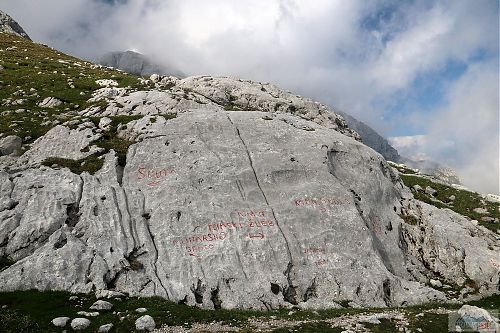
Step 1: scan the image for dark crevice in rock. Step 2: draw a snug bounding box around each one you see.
[126,247,145,271]
[303,278,317,302]
[283,262,299,305]
[116,164,124,186]
[225,113,293,265]
[382,279,392,307]
[53,233,67,249]
[210,284,222,309]
[65,203,80,227]
[270,282,281,295]
[191,279,205,304]
[177,295,188,305]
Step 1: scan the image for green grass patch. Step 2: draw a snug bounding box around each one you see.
[400,174,499,232]
[42,156,104,175]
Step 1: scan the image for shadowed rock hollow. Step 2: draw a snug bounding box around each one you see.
[0,53,498,310]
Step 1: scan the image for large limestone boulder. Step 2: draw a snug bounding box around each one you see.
[0,76,498,311]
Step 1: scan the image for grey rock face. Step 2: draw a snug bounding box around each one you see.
[97,50,184,78]
[135,315,155,331]
[0,11,31,40]
[0,135,22,156]
[51,316,70,327]
[70,318,91,331]
[0,75,497,310]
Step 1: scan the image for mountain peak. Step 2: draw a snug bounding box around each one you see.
[0,10,30,40]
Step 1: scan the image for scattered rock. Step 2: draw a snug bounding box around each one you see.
[413,185,422,192]
[90,300,113,311]
[425,186,437,196]
[0,135,21,155]
[136,307,148,313]
[96,79,118,87]
[77,311,99,317]
[70,318,91,331]
[98,117,113,131]
[448,195,456,201]
[95,289,126,299]
[51,317,70,327]
[69,296,79,301]
[481,216,494,223]
[473,207,488,215]
[135,315,156,331]
[98,323,114,332]
[38,97,62,108]
[430,279,442,288]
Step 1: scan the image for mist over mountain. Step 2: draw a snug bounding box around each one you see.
[97,50,185,78]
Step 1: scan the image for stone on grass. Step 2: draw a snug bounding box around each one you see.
[70,318,91,331]
[51,316,70,327]
[136,307,147,313]
[98,323,114,332]
[38,97,62,108]
[135,315,155,331]
[90,300,113,311]
[425,186,437,196]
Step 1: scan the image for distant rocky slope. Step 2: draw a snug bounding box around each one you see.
[97,50,185,78]
[0,31,498,311]
[337,111,401,163]
[0,10,30,40]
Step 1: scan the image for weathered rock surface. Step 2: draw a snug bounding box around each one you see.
[0,74,498,311]
[0,11,31,40]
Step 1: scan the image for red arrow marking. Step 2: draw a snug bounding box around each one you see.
[248,232,264,240]
[188,253,201,258]
[147,181,161,187]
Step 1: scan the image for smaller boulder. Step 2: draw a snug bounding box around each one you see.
[0,135,22,156]
[473,207,488,215]
[98,323,114,332]
[413,185,422,192]
[135,315,156,331]
[136,307,147,313]
[448,195,456,201]
[95,289,126,299]
[90,300,113,311]
[70,318,91,331]
[51,316,70,327]
[429,279,442,288]
[98,117,113,131]
[38,97,62,108]
[425,186,437,196]
[77,311,99,317]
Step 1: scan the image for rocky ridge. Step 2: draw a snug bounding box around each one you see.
[0,31,498,312]
[0,10,30,40]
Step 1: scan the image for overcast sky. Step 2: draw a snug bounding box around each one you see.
[1,0,498,193]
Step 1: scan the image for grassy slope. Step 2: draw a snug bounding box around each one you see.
[399,174,499,232]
